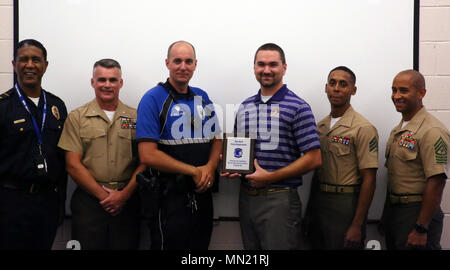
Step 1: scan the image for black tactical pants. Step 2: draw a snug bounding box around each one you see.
[142,175,213,250]
[0,185,59,250]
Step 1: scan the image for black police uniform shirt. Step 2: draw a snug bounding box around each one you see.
[0,87,67,184]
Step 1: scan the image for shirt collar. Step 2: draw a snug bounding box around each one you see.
[14,83,44,108]
[321,105,355,133]
[334,105,354,127]
[254,84,288,103]
[86,99,132,120]
[396,106,427,134]
[160,78,195,101]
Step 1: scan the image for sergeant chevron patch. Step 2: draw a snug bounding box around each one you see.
[434,137,448,164]
[369,137,378,152]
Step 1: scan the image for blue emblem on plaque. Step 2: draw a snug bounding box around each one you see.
[234,148,243,158]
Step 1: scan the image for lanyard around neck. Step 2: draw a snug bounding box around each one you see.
[14,83,47,145]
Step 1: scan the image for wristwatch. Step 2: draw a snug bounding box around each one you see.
[414,223,428,234]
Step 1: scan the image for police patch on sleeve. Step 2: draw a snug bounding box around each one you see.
[434,137,448,164]
[369,136,378,152]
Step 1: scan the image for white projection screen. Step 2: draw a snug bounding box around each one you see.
[17,0,418,219]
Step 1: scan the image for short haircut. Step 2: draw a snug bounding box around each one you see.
[167,41,196,59]
[93,58,122,70]
[254,43,286,64]
[328,66,356,85]
[397,69,425,90]
[15,39,47,61]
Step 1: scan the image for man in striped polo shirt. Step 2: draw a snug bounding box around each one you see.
[223,43,322,250]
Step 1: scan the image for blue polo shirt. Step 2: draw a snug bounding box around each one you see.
[235,84,320,187]
[137,81,220,166]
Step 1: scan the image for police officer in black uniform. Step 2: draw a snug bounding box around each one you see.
[0,39,67,250]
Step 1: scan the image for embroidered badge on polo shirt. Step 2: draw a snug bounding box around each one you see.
[270,106,280,118]
[121,118,136,129]
[171,105,184,117]
[331,136,351,145]
[434,137,447,164]
[399,133,416,150]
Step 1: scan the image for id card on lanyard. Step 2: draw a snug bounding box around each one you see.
[15,83,48,175]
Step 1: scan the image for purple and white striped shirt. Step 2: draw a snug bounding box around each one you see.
[235,84,320,187]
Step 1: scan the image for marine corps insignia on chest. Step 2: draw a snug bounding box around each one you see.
[331,136,351,145]
[399,133,417,150]
[121,118,136,129]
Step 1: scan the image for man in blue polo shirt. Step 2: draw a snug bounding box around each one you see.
[222,43,322,250]
[136,41,222,250]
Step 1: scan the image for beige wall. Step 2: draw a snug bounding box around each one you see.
[0,0,449,248]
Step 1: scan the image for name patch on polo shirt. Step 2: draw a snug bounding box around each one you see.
[331,136,351,145]
[121,118,136,129]
[399,133,416,150]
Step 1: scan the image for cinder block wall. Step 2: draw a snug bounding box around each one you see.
[420,0,450,249]
[0,0,449,249]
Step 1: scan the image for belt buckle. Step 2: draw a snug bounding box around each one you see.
[110,181,119,190]
[325,184,335,193]
[389,195,398,204]
[390,194,410,204]
[399,196,409,204]
[248,187,258,196]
